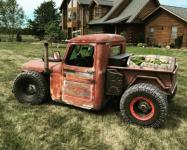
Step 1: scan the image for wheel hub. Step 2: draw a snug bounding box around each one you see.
[26,84,36,95]
[138,101,151,113]
[130,96,155,121]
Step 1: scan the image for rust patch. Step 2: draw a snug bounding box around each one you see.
[21,59,59,73]
[105,69,124,96]
[63,80,92,99]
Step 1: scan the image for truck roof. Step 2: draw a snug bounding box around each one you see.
[69,34,125,44]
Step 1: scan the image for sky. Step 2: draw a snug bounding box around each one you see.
[17,0,187,20]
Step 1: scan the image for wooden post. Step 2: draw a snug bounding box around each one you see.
[81,7,84,35]
[115,25,118,34]
[44,42,49,72]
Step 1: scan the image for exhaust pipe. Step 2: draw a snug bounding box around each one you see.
[44,42,49,73]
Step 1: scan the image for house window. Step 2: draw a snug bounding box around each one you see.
[171,26,178,39]
[150,27,154,33]
[94,6,101,18]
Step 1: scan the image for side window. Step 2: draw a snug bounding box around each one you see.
[171,26,178,39]
[110,45,122,57]
[66,45,94,67]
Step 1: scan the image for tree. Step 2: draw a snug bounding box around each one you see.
[28,0,59,40]
[0,0,25,41]
[45,21,65,45]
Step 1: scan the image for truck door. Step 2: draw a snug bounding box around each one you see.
[62,44,95,109]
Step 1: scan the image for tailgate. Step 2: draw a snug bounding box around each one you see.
[171,65,178,94]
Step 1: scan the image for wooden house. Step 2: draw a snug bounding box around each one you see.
[60,0,187,48]
[144,5,187,48]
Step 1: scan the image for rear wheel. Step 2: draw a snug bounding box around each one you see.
[120,83,168,128]
[13,71,49,104]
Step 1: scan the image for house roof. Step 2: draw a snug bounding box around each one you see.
[89,0,159,25]
[106,0,151,23]
[77,0,92,5]
[60,0,92,10]
[60,0,113,9]
[93,0,114,6]
[143,5,187,23]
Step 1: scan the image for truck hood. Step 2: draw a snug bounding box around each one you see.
[22,59,60,73]
[127,55,176,72]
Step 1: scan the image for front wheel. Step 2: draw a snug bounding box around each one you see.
[13,71,49,104]
[120,83,168,128]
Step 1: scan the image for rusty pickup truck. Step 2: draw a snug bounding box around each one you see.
[13,34,177,128]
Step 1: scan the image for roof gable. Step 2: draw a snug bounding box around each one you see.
[161,5,187,22]
[107,0,150,23]
[143,5,187,23]
[89,0,125,25]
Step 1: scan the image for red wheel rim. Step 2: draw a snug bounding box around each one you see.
[130,96,155,121]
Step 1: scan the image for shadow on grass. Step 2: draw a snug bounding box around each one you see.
[8,92,187,130]
[43,96,120,115]
[43,96,187,130]
[165,99,187,129]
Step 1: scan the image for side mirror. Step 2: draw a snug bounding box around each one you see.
[48,51,62,62]
[53,51,61,60]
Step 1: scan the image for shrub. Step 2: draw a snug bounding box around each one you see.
[45,21,65,43]
[137,43,147,47]
[137,43,143,47]
[137,33,145,43]
[175,36,183,49]
[143,43,148,47]
[170,43,175,49]
[127,43,136,46]
[120,31,127,38]
[153,43,162,48]
[16,32,22,42]
[157,43,162,48]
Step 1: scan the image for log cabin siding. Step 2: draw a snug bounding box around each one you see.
[145,10,187,47]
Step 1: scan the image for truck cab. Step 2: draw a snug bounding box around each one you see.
[13,34,178,128]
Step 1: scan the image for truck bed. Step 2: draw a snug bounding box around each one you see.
[106,63,178,95]
[109,54,176,73]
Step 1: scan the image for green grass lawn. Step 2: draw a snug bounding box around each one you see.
[0,34,39,43]
[0,41,187,150]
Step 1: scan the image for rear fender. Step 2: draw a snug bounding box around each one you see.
[130,76,171,94]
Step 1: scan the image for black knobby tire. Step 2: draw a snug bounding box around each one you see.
[13,71,49,104]
[120,83,168,128]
